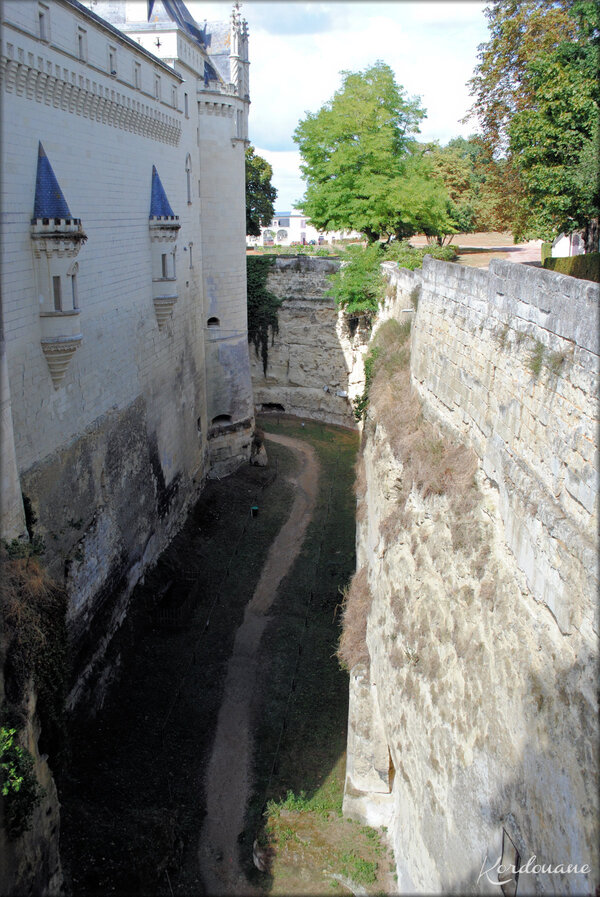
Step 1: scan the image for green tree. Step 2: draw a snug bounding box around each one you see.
[245,146,277,237]
[507,3,600,241]
[466,0,599,244]
[293,62,453,243]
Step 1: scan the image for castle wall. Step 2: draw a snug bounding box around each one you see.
[249,256,365,427]
[0,0,253,702]
[345,259,599,894]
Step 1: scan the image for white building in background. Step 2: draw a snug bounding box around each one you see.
[247,209,362,247]
[0,0,254,705]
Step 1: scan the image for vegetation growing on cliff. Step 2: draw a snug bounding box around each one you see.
[327,241,456,320]
[246,256,282,375]
[0,547,68,838]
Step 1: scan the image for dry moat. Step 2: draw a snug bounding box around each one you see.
[57,417,391,896]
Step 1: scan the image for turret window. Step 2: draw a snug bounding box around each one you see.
[71,273,78,309]
[161,253,168,278]
[52,275,62,311]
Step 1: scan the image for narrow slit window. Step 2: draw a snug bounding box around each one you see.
[38,7,48,41]
[184,92,189,117]
[109,47,116,75]
[185,154,192,205]
[134,62,141,89]
[53,276,62,311]
[78,29,86,61]
[71,273,78,309]
[188,242,193,268]
[161,254,168,278]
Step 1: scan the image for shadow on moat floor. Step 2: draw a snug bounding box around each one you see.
[57,417,359,897]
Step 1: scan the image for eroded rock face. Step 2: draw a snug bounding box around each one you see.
[345,260,599,895]
[250,256,368,427]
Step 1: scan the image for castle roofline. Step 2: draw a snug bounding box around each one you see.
[62,0,183,81]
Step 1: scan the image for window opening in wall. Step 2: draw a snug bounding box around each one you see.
[38,5,48,41]
[207,316,220,327]
[172,86,177,107]
[211,414,232,425]
[109,46,116,75]
[161,253,168,278]
[134,61,141,88]
[185,154,192,204]
[155,75,161,99]
[52,275,62,311]
[70,273,78,309]
[78,29,86,61]
[499,830,520,897]
[184,92,189,117]
[188,242,193,268]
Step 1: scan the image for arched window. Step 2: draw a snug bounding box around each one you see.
[207,316,220,327]
[276,229,288,242]
[185,154,192,205]
[211,414,232,425]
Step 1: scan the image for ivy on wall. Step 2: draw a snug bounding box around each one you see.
[247,256,282,376]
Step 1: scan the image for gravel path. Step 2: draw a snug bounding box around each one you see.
[198,433,320,896]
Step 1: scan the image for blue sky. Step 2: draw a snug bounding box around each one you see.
[188,1,490,210]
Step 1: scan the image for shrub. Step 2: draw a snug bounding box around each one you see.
[542,252,599,283]
[0,726,43,839]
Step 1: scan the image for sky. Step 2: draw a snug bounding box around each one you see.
[188,1,490,211]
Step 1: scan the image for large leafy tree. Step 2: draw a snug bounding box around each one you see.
[293,61,453,243]
[245,146,277,237]
[466,0,599,244]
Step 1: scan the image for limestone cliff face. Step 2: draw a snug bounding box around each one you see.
[344,259,599,895]
[250,256,367,427]
[0,682,63,897]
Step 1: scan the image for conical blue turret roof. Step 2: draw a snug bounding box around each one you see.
[150,165,176,218]
[33,142,72,220]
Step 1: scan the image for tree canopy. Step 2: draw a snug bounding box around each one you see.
[293,62,454,243]
[245,146,277,237]
[465,0,599,243]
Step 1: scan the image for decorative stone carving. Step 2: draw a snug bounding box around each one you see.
[40,335,83,388]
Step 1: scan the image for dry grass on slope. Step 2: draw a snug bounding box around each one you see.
[368,319,478,528]
[337,567,373,671]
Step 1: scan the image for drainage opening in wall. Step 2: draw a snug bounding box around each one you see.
[211,414,232,425]
[259,403,285,413]
[207,317,220,327]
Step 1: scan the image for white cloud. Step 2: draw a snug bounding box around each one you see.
[187,1,490,209]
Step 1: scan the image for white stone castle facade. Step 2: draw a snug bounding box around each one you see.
[0,0,254,703]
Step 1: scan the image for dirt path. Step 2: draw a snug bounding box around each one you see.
[198,432,320,895]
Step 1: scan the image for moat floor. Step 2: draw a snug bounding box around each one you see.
[58,417,366,896]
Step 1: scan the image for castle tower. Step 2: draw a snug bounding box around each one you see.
[30,143,86,388]
[149,165,180,330]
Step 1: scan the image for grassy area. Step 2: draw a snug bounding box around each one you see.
[241,417,392,895]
